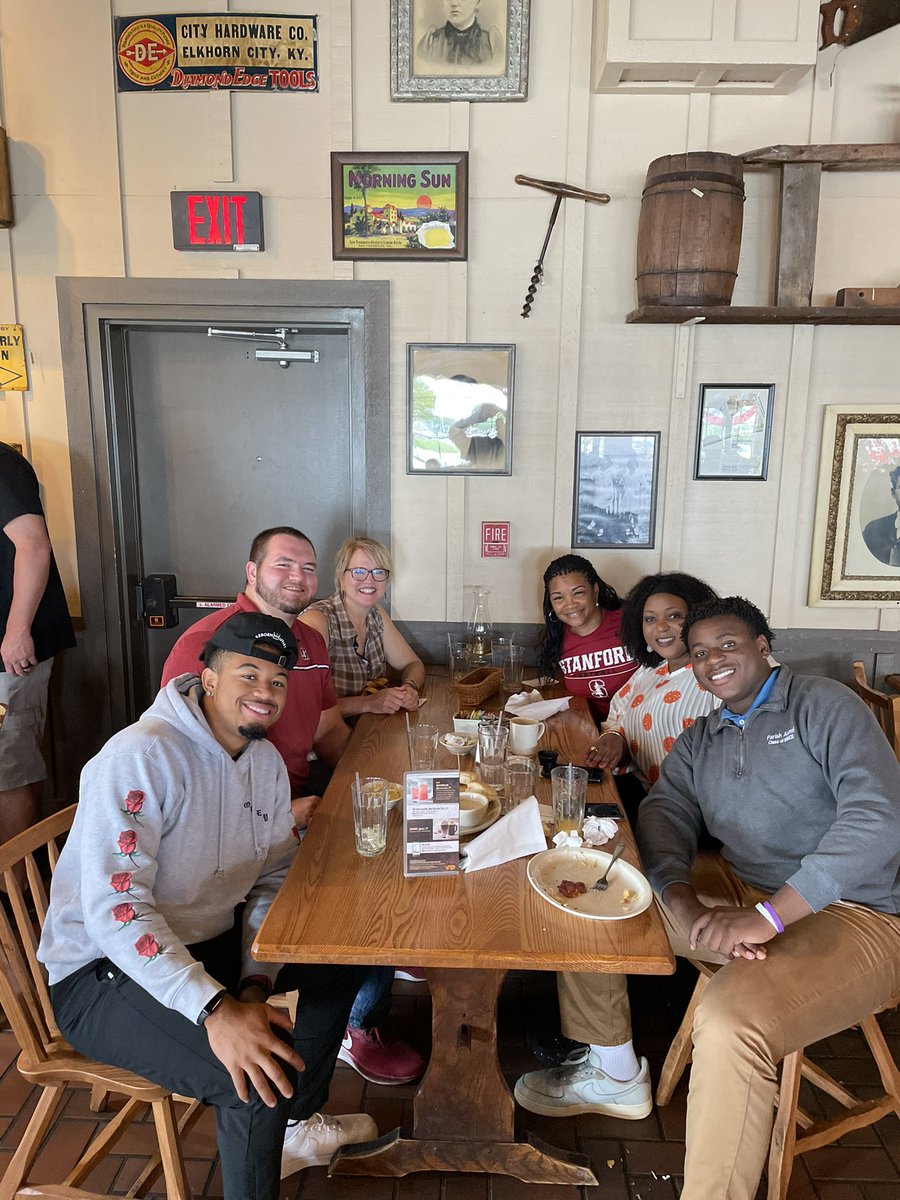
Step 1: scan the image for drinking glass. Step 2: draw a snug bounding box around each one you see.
[503,755,537,813]
[447,632,472,683]
[351,776,389,857]
[501,644,525,694]
[551,764,588,836]
[477,717,509,789]
[408,723,439,770]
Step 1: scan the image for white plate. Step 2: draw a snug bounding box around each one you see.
[440,733,476,756]
[459,795,501,838]
[526,847,652,921]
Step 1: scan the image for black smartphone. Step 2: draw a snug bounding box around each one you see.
[585,766,604,784]
[584,802,622,819]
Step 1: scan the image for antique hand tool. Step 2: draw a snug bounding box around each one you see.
[515,174,611,317]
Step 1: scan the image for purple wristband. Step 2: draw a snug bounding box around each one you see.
[756,900,784,934]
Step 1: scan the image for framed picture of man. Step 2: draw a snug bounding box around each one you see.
[572,432,660,549]
[391,0,531,101]
[808,406,900,605]
[407,343,515,475]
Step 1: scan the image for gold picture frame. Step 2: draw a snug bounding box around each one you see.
[808,405,900,605]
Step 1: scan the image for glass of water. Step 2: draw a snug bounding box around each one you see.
[477,716,509,789]
[408,723,439,770]
[351,776,389,857]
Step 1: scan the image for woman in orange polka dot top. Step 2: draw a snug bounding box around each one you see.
[585,572,720,789]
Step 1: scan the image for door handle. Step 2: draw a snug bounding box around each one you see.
[137,574,232,629]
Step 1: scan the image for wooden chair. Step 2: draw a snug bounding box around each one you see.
[851,661,900,759]
[0,807,202,1200]
[656,966,900,1200]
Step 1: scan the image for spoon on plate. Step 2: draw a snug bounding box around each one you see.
[591,843,625,891]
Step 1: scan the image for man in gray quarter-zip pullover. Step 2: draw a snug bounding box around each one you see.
[636,596,900,1200]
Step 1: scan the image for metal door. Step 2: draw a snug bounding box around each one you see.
[108,321,354,717]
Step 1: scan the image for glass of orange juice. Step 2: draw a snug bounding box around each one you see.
[551,765,588,837]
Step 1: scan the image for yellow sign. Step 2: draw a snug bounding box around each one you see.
[0,324,26,391]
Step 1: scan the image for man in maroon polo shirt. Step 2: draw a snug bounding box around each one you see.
[162,526,349,828]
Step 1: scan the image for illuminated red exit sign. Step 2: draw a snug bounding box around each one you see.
[170,191,264,252]
[482,522,509,558]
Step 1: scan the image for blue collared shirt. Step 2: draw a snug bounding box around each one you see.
[720,667,780,728]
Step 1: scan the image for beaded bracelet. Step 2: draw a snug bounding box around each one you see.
[754,900,784,934]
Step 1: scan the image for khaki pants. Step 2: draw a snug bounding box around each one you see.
[558,852,900,1200]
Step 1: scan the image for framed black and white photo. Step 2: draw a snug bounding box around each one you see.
[407,343,515,475]
[694,384,774,480]
[391,0,531,101]
[572,432,660,549]
[809,405,900,606]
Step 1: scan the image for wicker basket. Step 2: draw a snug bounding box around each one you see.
[455,666,502,708]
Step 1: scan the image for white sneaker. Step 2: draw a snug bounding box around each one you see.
[514,1057,652,1119]
[280,1111,378,1176]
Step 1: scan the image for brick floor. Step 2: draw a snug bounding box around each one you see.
[1,968,898,1198]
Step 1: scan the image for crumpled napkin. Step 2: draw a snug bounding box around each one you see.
[504,688,571,722]
[459,796,547,872]
[582,816,619,847]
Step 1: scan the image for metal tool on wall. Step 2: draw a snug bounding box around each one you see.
[515,174,610,317]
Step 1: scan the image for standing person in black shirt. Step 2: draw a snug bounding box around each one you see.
[0,442,75,844]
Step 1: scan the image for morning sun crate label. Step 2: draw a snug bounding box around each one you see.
[403,770,460,877]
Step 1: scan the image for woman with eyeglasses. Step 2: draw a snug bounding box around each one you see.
[300,536,425,717]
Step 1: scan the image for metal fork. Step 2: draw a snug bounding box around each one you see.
[591,843,625,891]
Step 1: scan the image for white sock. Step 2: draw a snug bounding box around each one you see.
[589,1040,640,1082]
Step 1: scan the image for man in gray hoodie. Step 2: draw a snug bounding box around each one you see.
[39,612,375,1200]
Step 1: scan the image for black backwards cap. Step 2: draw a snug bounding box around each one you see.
[200,611,298,670]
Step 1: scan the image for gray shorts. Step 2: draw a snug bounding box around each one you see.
[0,657,52,789]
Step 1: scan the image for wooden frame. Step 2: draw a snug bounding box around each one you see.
[808,405,900,606]
[694,384,774,480]
[391,0,531,101]
[572,431,660,549]
[330,152,468,260]
[407,343,515,475]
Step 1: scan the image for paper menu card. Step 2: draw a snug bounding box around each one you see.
[402,770,461,877]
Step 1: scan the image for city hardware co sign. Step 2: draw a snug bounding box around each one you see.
[115,14,318,92]
[170,191,264,252]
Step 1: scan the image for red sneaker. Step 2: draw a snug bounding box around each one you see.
[338,1026,425,1085]
[394,967,427,982]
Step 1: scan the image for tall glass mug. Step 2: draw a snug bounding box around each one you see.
[551,764,588,836]
[477,716,509,789]
[408,723,439,770]
[447,632,471,683]
[351,776,389,857]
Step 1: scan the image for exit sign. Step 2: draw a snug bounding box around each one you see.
[482,522,509,558]
[170,191,264,251]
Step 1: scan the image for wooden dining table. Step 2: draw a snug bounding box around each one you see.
[254,669,674,1185]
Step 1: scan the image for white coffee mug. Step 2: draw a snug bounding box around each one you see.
[509,716,546,755]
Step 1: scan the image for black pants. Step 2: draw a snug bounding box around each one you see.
[50,939,366,1200]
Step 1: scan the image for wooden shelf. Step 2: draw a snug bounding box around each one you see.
[626,306,900,326]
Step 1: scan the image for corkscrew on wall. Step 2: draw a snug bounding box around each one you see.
[515,175,611,317]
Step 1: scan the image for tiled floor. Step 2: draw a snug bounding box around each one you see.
[2,966,899,1199]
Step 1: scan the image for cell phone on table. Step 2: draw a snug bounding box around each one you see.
[585,766,604,784]
[584,801,622,820]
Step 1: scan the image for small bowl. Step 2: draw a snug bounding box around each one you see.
[385,783,403,809]
[441,732,476,756]
[459,790,489,829]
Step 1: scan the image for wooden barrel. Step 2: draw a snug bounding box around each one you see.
[636,152,744,306]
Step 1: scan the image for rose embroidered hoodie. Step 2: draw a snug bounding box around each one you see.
[39,674,296,1023]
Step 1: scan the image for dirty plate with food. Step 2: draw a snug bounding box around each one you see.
[459,795,502,838]
[526,847,652,921]
[385,783,404,810]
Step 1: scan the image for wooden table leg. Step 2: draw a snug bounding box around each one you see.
[330,967,598,1185]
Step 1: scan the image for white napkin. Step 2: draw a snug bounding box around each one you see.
[459,796,547,872]
[504,688,571,722]
[582,816,619,847]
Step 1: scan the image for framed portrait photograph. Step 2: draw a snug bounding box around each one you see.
[808,406,900,606]
[407,343,515,475]
[572,432,660,549]
[694,384,774,480]
[330,152,468,261]
[391,0,531,101]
